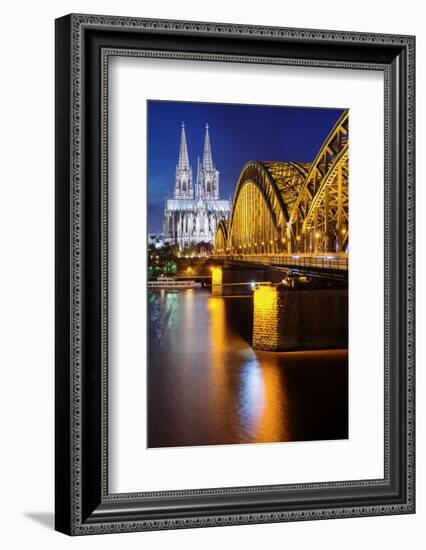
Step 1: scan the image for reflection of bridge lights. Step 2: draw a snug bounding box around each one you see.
[207,297,220,311]
[261,241,264,246]
[296,236,301,241]
[238,358,265,436]
[341,228,347,234]
[315,232,320,238]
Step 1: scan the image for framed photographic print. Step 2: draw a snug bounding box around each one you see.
[55,14,415,535]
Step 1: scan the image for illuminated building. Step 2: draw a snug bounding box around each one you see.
[163,123,231,249]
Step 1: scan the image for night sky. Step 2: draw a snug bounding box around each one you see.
[147,100,345,233]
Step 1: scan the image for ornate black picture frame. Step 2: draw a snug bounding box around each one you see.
[55,14,415,535]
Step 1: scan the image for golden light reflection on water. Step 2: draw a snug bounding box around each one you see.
[251,353,291,443]
[148,289,348,448]
[207,295,290,444]
[207,297,236,434]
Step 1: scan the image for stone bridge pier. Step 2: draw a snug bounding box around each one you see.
[252,285,348,351]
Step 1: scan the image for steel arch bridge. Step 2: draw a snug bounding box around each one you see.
[213,111,349,264]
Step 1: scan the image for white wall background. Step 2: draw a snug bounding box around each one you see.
[0,0,422,548]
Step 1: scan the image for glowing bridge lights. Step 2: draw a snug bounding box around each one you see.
[211,110,348,258]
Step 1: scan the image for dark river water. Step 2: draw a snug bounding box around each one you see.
[148,288,348,448]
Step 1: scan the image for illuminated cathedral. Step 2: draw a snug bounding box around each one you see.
[163,123,231,249]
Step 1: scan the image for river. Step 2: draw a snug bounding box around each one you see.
[148,288,348,448]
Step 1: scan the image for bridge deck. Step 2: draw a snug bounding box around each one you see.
[214,253,348,272]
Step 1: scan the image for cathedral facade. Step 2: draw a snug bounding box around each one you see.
[163,123,231,249]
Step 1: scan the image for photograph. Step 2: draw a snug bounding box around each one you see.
[50,8,415,539]
[147,100,349,449]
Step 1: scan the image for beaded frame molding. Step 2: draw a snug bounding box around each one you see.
[55,14,415,535]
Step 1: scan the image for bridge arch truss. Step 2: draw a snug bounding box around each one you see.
[214,110,349,257]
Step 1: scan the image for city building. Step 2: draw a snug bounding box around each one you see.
[163,123,231,249]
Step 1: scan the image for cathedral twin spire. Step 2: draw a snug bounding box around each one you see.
[174,123,219,200]
[177,122,190,171]
[202,123,214,172]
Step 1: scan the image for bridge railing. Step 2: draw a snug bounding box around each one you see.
[213,253,348,271]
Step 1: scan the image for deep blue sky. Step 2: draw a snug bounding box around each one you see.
[147,100,345,233]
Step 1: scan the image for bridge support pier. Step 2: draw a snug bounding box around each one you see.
[253,286,348,351]
[253,286,285,351]
[211,267,223,296]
